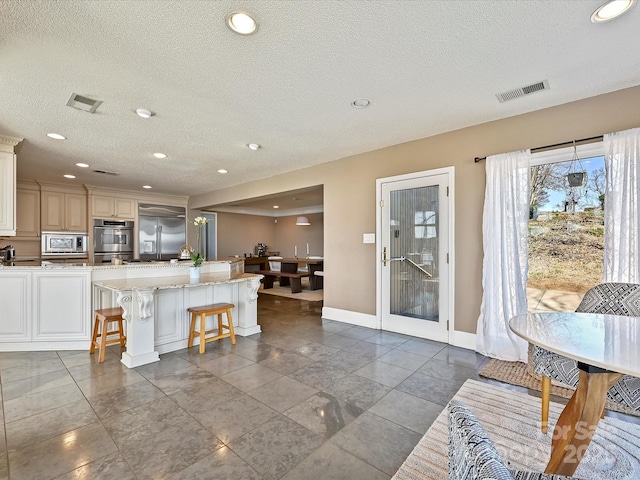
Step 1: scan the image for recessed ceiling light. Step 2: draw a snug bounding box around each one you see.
[47,133,66,140]
[218,169,228,174]
[63,174,76,179]
[226,12,258,35]
[142,185,152,189]
[591,0,635,22]
[75,162,89,168]
[153,153,167,159]
[351,99,371,109]
[247,143,261,150]
[273,205,279,209]
[136,108,154,118]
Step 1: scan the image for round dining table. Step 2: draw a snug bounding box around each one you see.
[510,311,640,476]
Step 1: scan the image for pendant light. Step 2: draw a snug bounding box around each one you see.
[296,216,311,226]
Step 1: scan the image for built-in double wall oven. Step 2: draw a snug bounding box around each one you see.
[93,219,134,263]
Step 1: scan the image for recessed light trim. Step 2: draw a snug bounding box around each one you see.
[351,99,371,109]
[47,133,66,140]
[591,0,635,22]
[153,152,167,159]
[75,162,89,168]
[63,174,76,179]
[273,205,279,209]
[218,169,228,174]
[142,185,152,189]
[247,143,261,150]
[136,108,154,118]
[226,11,258,35]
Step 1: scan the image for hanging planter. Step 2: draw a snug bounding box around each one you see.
[566,141,587,188]
[567,172,586,187]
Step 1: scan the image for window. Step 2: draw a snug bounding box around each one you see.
[528,142,605,312]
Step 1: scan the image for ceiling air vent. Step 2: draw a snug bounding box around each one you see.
[496,80,549,103]
[66,93,103,113]
[92,169,119,176]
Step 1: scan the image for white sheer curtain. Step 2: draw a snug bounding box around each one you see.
[604,127,640,283]
[476,150,531,362]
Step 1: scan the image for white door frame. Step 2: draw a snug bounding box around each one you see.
[376,166,455,343]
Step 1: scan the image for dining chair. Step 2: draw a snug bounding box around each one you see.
[531,282,640,432]
[267,256,282,272]
[448,400,570,480]
[298,256,323,273]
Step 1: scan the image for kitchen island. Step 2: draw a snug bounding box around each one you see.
[0,260,263,368]
[93,262,262,367]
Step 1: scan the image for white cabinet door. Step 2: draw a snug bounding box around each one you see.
[91,195,115,218]
[114,198,136,219]
[0,151,16,236]
[33,270,91,341]
[16,187,40,238]
[154,288,185,346]
[0,272,31,341]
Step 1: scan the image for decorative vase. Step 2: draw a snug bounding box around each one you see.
[189,266,201,282]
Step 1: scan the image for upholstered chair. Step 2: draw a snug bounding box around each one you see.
[531,283,640,432]
[448,400,570,480]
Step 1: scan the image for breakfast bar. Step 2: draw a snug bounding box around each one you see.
[93,262,263,367]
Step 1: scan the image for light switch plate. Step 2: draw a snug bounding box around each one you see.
[363,233,375,244]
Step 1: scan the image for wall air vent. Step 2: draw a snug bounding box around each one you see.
[496,80,550,103]
[92,169,119,176]
[66,93,103,113]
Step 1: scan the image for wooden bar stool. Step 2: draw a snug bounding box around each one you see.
[187,303,236,353]
[90,307,126,363]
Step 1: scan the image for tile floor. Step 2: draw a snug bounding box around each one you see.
[0,294,623,480]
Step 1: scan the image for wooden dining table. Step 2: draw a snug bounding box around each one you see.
[509,311,640,476]
[279,257,324,290]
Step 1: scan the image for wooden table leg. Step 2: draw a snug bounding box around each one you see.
[262,275,275,289]
[545,368,622,476]
[290,277,302,293]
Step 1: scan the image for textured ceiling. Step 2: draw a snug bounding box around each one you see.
[1,0,639,199]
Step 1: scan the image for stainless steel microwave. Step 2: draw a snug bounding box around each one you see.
[41,232,88,257]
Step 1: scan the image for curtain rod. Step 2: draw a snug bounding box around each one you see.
[473,135,604,163]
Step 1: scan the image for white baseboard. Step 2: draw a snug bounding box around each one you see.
[0,341,90,351]
[452,330,476,351]
[321,307,377,329]
[322,306,478,353]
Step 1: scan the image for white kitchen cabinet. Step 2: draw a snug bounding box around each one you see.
[41,190,88,232]
[0,267,91,346]
[0,151,16,236]
[91,195,135,219]
[16,184,40,238]
[0,271,31,341]
[32,269,91,341]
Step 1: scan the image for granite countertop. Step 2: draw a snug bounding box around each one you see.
[93,272,260,291]
[0,259,243,270]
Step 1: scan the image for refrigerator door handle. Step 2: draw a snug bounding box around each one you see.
[157,224,162,260]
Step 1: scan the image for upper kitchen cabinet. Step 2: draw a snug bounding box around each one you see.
[91,195,135,220]
[0,136,23,236]
[16,181,40,238]
[40,184,88,232]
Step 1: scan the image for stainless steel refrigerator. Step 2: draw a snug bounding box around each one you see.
[138,204,186,261]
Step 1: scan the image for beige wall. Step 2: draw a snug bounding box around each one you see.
[275,213,324,258]
[214,212,324,259]
[215,213,277,259]
[190,85,640,335]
